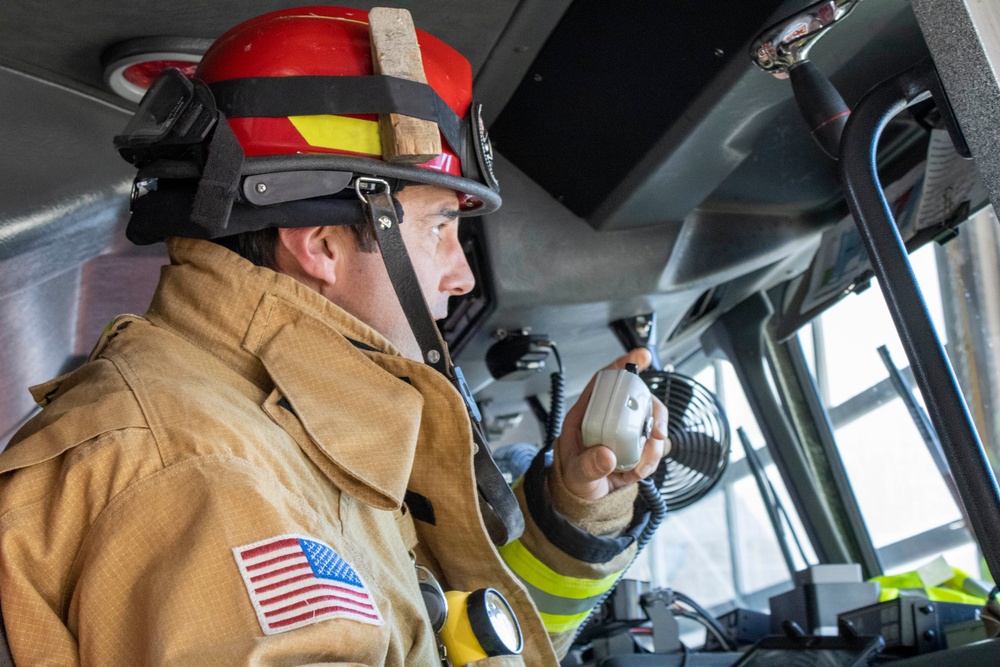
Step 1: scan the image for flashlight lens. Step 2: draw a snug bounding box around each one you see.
[485,590,521,652]
[466,588,523,656]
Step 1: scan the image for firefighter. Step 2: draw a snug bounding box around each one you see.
[0,7,667,665]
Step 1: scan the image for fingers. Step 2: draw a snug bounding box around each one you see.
[627,432,665,481]
[578,445,617,482]
[622,394,670,482]
[607,347,653,372]
[650,395,671,457]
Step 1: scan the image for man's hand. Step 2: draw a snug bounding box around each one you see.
[556,349,670,501]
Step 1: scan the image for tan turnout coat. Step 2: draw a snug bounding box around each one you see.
[0,239,634,665]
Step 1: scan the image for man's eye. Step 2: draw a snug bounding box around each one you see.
[432,224,444,238]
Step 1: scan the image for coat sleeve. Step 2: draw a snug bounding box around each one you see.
[499,448,645,657]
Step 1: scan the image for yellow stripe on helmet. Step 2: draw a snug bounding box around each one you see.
[288,114,382,156]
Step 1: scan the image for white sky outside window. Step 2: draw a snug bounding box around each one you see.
[632,492,737,610]
[730,474,795,593]
[633,232,981,618]
[713,361,816,570]
[834,399,961,547]
[888,540,981,578]
[818,245,947,407]
[807,242,971,566]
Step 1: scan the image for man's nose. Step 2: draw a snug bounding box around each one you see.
[442,238,475,296]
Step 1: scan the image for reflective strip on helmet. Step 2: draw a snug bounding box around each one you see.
[288,115,382,156]
[499,538,622,599]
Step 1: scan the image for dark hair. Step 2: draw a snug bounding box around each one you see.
[214,222,378,269]
[214,184,412,267]
[214,227,280,270]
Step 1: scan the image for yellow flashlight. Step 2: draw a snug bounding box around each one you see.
[440,588,523,666]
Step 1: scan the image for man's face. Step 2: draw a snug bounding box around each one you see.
[328,184,475,361]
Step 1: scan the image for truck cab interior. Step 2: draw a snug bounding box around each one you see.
[4,0,1000,665]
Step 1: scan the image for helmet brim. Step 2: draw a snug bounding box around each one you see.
[244,150,501,216]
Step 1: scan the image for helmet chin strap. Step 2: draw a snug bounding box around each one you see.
[356,177,525,547]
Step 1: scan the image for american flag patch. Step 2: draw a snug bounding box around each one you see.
[233,534,383,635]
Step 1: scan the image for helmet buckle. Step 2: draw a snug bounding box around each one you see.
[354,176,391,201]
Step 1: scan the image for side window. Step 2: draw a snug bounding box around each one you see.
[796,213,994,576]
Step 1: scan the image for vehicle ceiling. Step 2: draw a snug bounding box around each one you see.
[0,0,935,444]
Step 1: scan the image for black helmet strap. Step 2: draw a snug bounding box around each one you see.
[189,117,244,237]
[359,179,524,547]
[209,75,465,158]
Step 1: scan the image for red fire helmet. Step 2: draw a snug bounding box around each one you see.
[194,6,498,212]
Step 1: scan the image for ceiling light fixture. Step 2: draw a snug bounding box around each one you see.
[102,36,213,103]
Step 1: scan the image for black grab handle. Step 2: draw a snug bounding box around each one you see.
[839,59,1000,584]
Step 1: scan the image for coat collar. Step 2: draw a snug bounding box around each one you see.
[146,238,422,509]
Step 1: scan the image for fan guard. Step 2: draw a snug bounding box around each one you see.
[641,370,730,511]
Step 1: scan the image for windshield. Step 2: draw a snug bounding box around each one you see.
[796,216,992,578]
[621,206,999,645]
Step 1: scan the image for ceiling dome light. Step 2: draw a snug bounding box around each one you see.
[102,37,213,103]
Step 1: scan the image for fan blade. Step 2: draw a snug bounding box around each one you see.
[664,376,695,423]
[667,431,725,478]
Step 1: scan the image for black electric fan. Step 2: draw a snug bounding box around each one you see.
[641,370,730,510]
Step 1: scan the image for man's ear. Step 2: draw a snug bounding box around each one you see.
[275,226,345,293]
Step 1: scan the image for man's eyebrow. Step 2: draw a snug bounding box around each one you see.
[415,206,460,228]
[437,207,460,220]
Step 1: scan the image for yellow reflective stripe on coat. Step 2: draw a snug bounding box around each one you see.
[499,539,621,598]
[539,610,594,634]
[500,538,623,634]
[288,115,382,155]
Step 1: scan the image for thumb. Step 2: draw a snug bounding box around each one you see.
[563,446,618,500]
